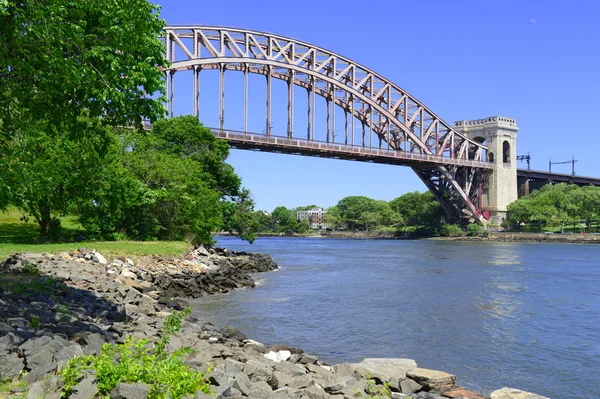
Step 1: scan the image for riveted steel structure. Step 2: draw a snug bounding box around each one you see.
[162,26,492,223]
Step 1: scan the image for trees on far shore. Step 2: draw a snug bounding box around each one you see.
[505,183,600,232]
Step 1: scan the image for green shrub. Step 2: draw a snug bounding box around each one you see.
[60,308,211,399]
[467,223,483,237]
[439,224,463,237]
[21,260,40,276]
[30,316,40,330]
[467,224,487,237]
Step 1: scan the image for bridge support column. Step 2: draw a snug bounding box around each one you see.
[454,117,519,227]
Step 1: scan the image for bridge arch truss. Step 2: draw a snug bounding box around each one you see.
[163,26,492,223]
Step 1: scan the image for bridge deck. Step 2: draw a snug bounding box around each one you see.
[517,169,600,186]
[211,129,492,169]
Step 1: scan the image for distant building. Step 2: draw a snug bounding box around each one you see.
[297,207,327,229]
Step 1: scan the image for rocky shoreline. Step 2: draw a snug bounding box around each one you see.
[0,247,549,399]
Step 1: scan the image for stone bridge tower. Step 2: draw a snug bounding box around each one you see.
[454,117,518,226]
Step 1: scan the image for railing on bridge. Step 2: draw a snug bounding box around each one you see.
[210,129,493,169]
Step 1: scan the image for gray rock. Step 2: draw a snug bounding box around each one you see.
[412,393,448,399]
[224,358,245,374]
[271,370,293,389]
[55,269,71,280]
[300,354,319,364]
[0,352,24,380]
[231,377,252,396]
[249,380,273,397]
[19,335,52,352]
[23,339,66,370]
[0,332,24,347]
[211,368,235,387]
[350,358,417,383]
[295,383,330,399]
[324,376,357,393]
[287,374,314,390]
[400,377,422,394]
[71,376,99,399]
[110,382,151,399]
[221,325,248,341]
[26,376,61,399]
[305,363,333,378]
[24,363,58,384]
[244,340,266,353]
[267,387,295,399]
[406,367,455,393]
[75,332,106,355]
[214,386,243,398]
[274,361,307,377]
[489,387,550,399]
[289,353,302,364]
[392,393,417,399]
[55,343,84,365]
[244,359,274,383]
[195,246,211,257]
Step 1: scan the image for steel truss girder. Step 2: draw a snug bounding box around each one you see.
[163,26,490,222]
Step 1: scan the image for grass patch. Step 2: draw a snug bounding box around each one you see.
[0,241,191,260]
[0,377,27,398]
[0,207,83,245]
[0,207,191,259]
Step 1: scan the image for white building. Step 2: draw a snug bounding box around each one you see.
[297,207,327,229]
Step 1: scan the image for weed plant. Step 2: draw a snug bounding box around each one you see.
[60,308,212,399]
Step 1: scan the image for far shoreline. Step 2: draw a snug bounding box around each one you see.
[215,230,600,244]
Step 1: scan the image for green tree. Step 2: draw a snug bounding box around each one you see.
[253,211,274,233]
[389,191,444,228]
[506,183,581,231]
[0,0,168,134]
[222,189,259,243]
[359,211,379,231]
[272,206,293,232]
[337,196,379,230]
[323,206,342,229]
[77,117,252,244]
[8,116,113,235]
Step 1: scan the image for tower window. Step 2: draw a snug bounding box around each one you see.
[503,141,510,163]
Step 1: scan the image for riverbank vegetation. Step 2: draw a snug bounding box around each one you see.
[1,1,259,247]
[252,191,477,237]
[0,116,258,248]
[505,184,600,233]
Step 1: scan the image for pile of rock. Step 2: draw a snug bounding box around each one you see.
[0,248,549,399]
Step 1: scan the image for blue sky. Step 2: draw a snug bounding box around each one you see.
[154,0,600,212]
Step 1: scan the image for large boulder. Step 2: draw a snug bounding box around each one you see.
[490,387,550,399]
[406,368,456,393]
[0,352,24,380]
[350,358,417,383]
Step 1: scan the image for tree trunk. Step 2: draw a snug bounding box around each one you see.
[37,202,51,236]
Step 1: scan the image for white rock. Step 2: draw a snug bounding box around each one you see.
[264,350,291,363]
[93,252,107,264]
[320,365,332,372]
[490,388,550,399]
[106,270,115,275]
[120,268,136,279]
[244,339,264,346]
[126,258,135,266]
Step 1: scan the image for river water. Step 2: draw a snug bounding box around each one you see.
[189,237,600,398]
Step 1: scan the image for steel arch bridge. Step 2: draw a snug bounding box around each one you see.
[163,26,492,224]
